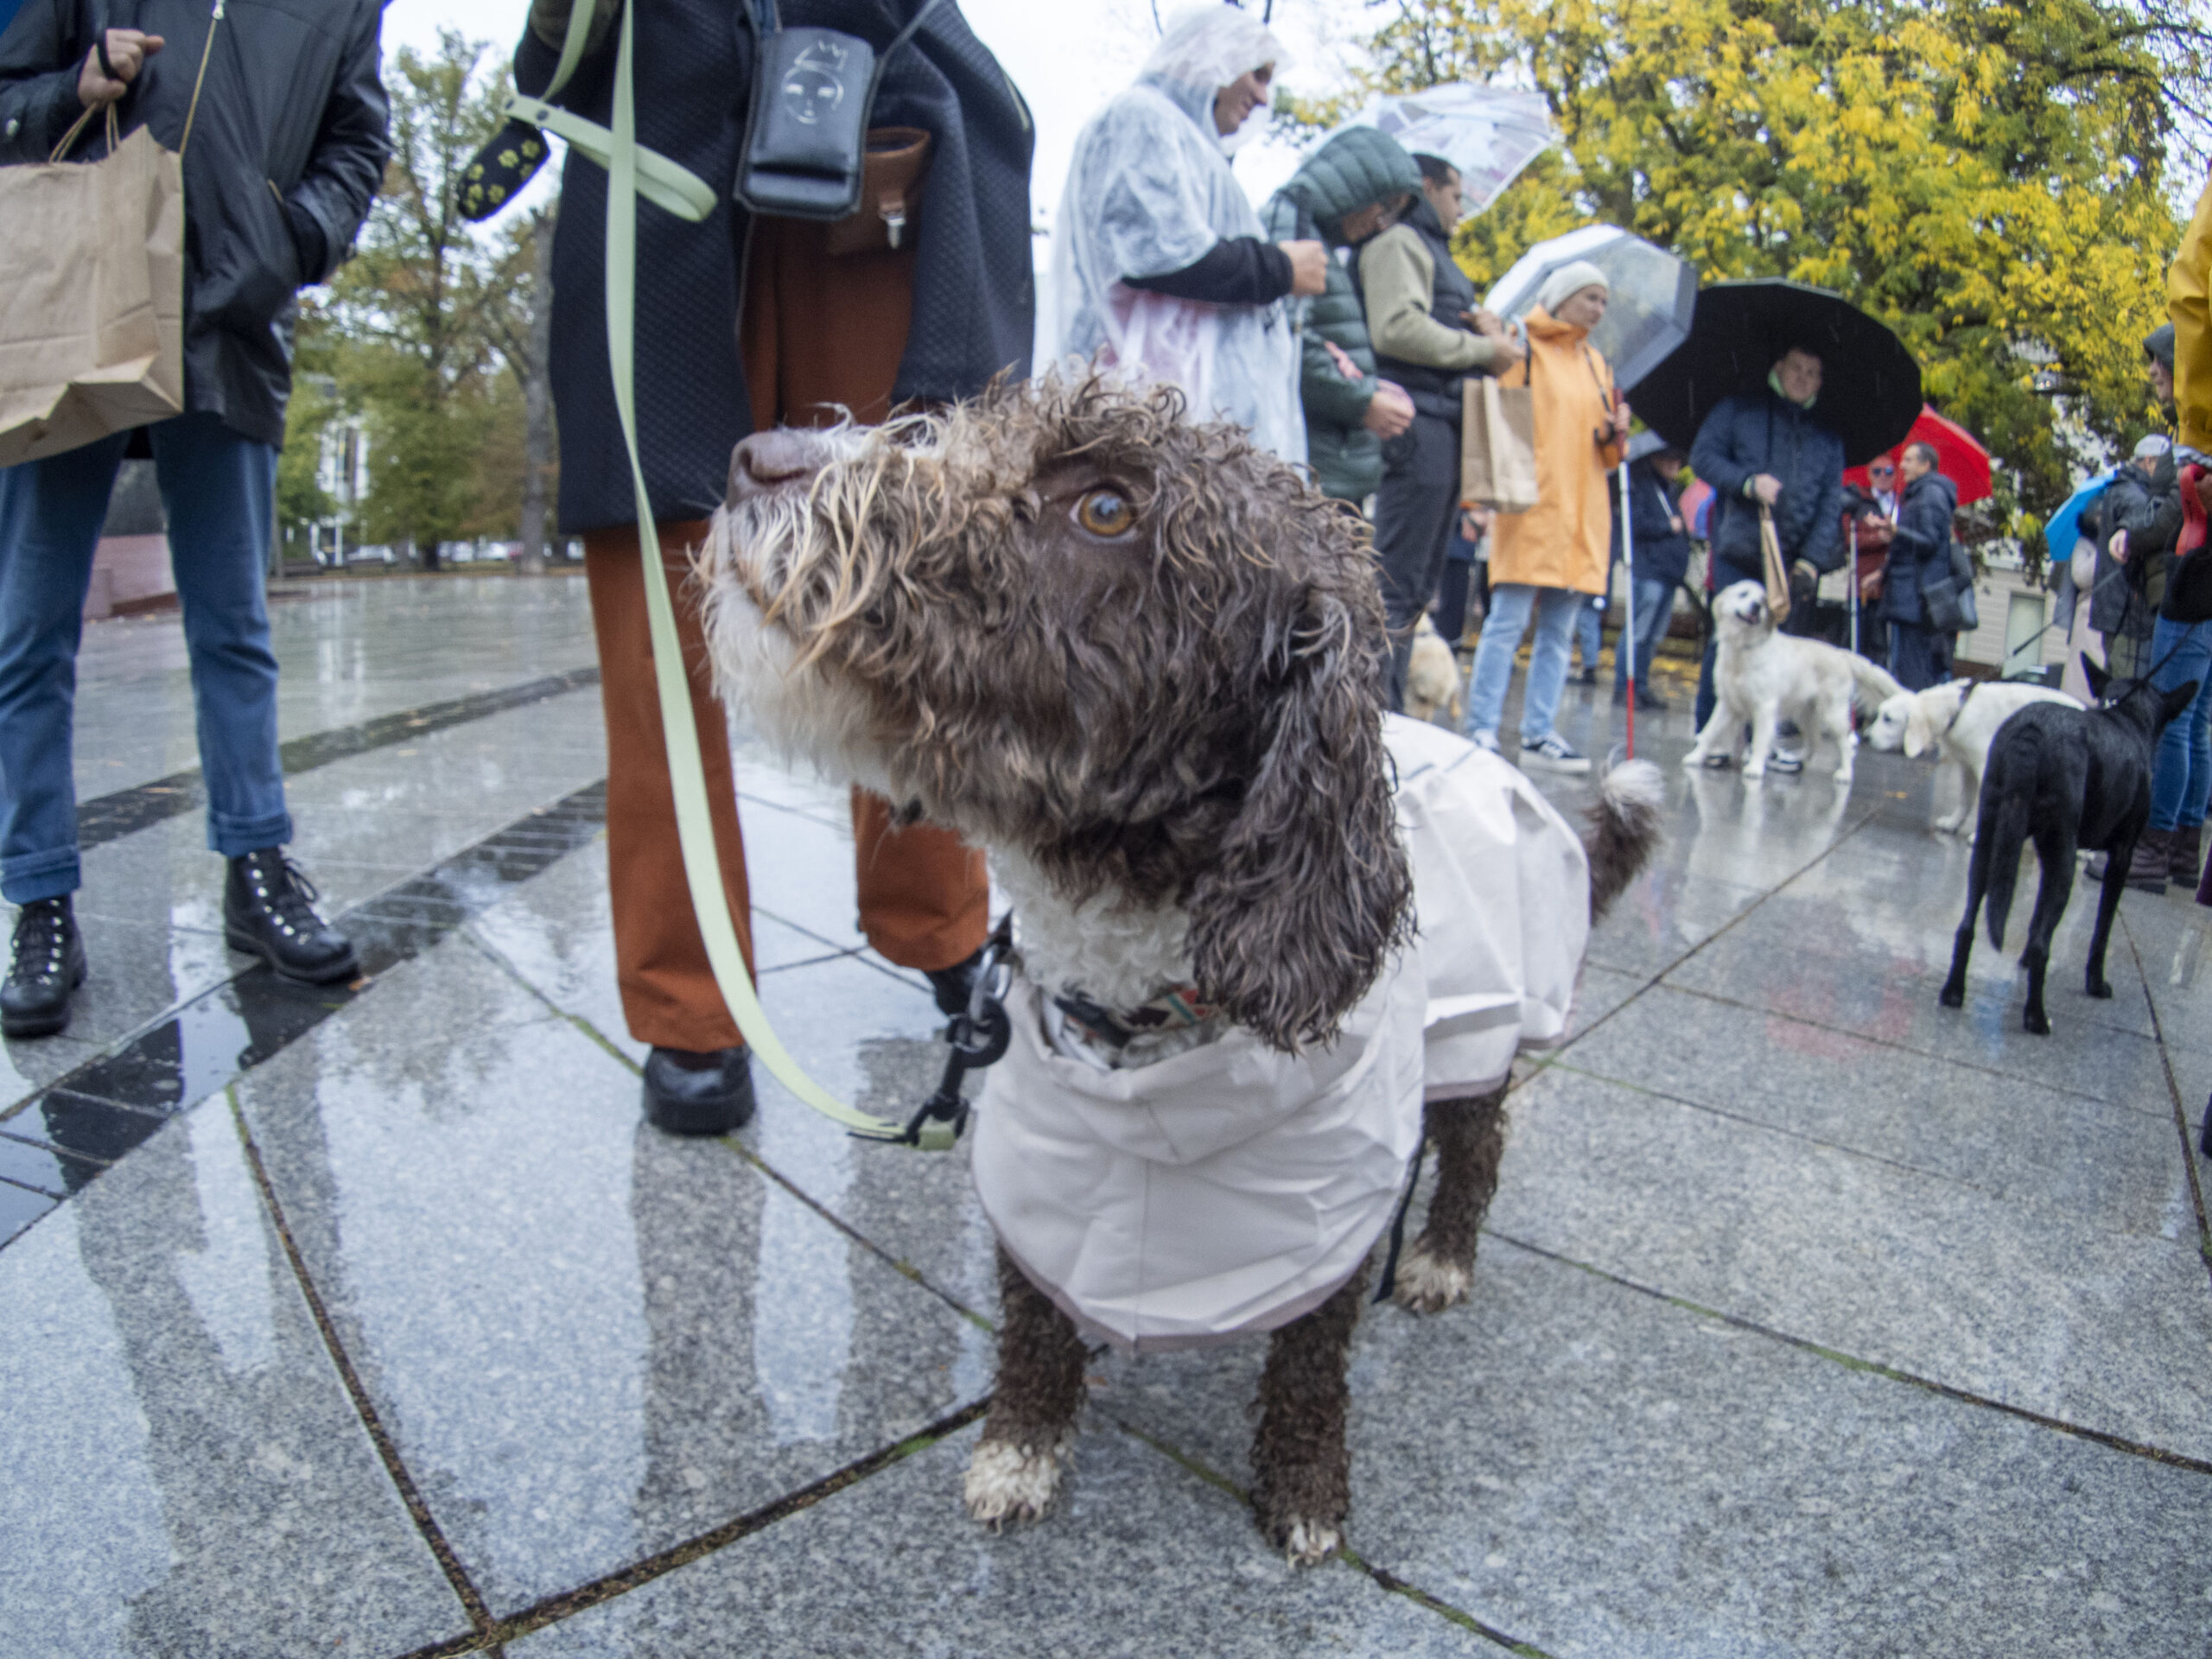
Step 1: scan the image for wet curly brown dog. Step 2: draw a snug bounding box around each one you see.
[695,375,1656,1562]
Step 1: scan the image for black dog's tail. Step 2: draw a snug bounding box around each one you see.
[1981,784,2032,950]
[1584,760,1667,922]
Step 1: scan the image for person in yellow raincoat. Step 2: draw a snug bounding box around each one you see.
[1461,262,1627,772]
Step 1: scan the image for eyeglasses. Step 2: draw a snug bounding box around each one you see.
[1869,465,1894,476]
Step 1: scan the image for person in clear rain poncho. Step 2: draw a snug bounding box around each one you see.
[1052,8,1327,461]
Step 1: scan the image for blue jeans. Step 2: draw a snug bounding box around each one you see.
[1465,583,1582,744]
[2148,614,2212,832]
[0,414,290,901]
[1611,576,1672,697]
[1573,589,1604,670]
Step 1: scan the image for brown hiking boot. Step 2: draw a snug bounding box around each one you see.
[2126,827,2173,893]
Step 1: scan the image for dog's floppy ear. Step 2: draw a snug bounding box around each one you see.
[1185,584,1413,1052]
[1903,696,1935,759]
[2082,654,2110,702]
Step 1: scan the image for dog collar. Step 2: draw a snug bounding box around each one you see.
[1940,679,1977,740]
[1053,986,1219,1051]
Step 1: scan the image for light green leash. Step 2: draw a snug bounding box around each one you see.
[541,0,930,1144]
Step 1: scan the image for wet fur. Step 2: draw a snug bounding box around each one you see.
[1939,658,2200,1033]
[1864,679,2077,836]
[698,376,1660,1561]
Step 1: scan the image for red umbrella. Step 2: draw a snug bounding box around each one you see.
[1840,405,1992,504]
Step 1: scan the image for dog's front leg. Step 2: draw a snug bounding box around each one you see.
[1251,1258,1369,1565]
[1934,756,1969,835]
[2082,833,2128,1002]
[1742,702,1779,779]
[1682,702,1734,769]
[965,1244,1088,1528]
[1395,1087,1508,1314]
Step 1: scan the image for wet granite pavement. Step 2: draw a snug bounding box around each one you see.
[3,582,2208,1656]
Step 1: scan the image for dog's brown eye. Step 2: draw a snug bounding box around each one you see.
[1074,489,1135,538]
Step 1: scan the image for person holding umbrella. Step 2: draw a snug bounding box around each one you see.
[1460,264,1627,772]
[1687,346,1847,756]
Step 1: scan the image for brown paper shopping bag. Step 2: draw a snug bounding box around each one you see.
[1758,503,1793,625]
[0,116,186,468]
[1460,375,1538,514]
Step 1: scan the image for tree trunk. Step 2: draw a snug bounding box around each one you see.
[517,207,557,576]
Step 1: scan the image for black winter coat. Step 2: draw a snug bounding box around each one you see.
[1609,458,1691,588]
[2086,454,2181,639]
[0,0,388,448]
[517,0,1034,533]
[1882,470,1958,626]
[1687,387,1846,587]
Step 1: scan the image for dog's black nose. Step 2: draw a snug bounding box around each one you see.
[728,429,827,503]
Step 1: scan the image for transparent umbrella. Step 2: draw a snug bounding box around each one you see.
[1481,225,1699,391]
[1337,85,1559,218]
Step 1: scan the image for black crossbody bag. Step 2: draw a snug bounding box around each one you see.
[734,0,942,219]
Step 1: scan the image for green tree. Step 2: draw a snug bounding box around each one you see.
[321,31,531,566]
[1328,0,2212,550]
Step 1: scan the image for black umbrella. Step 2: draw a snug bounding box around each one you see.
[1626,279,1922,467]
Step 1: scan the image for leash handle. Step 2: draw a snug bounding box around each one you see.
[604,2,911,1142]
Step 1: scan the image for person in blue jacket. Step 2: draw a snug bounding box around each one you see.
[1688,347,1847,760]
[1611,442,1691,709]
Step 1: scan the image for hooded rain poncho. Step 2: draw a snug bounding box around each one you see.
[1052,10,1304,461]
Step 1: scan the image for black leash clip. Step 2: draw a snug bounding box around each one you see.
[896,940,1012,1149]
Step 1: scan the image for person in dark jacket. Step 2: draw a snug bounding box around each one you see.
[2088,433,2182,682]
[1610,445,1690,709]
[1259,126,1420,502]
[1355,154,1519,709]
[514,0,1034,1135]
[1881,442,1961,690]
[0,0,387,1036]
[1687,346,1847,749]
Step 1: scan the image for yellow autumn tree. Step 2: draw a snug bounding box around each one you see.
[1326,0,2210,541]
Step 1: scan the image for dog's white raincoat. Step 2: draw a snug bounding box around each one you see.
[973,717,1590,1351]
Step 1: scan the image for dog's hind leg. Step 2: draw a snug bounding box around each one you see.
[965,1244,1089,1529]
[2082,830,2131,1002]
[1940,823,1993,1009]
[2019,824,2077,1035]
[1252,1258,1369,1566]
[1395,1087,1508,1315]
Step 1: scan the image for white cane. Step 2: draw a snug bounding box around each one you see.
[1848,517,1860,657]
[1619,457,1636,757]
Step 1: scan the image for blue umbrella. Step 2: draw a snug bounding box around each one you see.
[2044,469,2120,564]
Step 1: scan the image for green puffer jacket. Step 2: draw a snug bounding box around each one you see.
[1261,128,1424,501]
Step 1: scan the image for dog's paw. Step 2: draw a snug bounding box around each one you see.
[1391,1243,1472,1315]
[1934,810,1965,835]
[1741,762,1766,779]
[1937,981,1966,1009]
[2024,1006,2052,1036]
[2087,976,2114,1000]
[1680,749,1706,771]
[1278,1517,1343,1567]
[1832,767,1853,784]
[963,1437,1065,1529]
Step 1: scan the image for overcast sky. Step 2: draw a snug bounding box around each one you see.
[377,0,1370,227]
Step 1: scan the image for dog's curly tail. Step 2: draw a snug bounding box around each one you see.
[1583,760,1666,923]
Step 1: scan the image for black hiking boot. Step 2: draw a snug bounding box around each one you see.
[225,849,359,983]
[2,896,85,1039]
[642,1046,755,1135]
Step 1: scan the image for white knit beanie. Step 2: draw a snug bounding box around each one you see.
[1535,259,1609,315]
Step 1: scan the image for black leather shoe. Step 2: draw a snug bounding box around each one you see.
[924,945,987,1016]
[643,1046,755,1135]
[3,896,86,1039]
[225,849,359,983]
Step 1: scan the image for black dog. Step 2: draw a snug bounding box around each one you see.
[1940,656,2200,1033]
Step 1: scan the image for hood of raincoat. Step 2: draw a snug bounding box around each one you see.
[973,716,1589,1351]
[1277,126,1423,246]
[1050,13,1304,461]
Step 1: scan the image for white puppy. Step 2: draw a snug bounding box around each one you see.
[1405,613,1463,727]
[1684,581,1904,781]
[1864,678,2079,836]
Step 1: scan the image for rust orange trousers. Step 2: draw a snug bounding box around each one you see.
[582,216,988,1052]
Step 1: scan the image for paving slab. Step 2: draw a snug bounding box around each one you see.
[506,1422,1491,1659]
[1488,1061,2212,1462]
[0,1096,469,1657]
[231,934,985,1617]
[1090,1240,2212,1659]
[1566,983,2196,1236]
